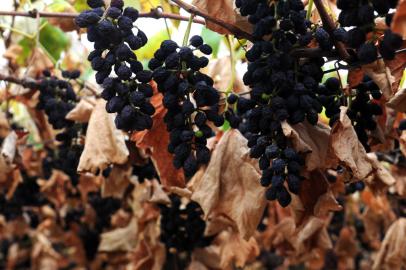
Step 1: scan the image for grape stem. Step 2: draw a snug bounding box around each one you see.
[306,0,313,20]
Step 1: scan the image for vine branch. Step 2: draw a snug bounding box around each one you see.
[0,9,206,25]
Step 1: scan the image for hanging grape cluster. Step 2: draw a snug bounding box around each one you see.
[75,0,154,132]
[234,0,326,207]
[149,37,222,178]
[319,76,383,151]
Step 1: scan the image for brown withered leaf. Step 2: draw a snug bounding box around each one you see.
[65,96,96,123]
[132,89,185,187]
[362,59,395,100]
[385,42,406,93]
[335,227,358,270]
[391,165,406,197]
[99,218,139,252]
[192,0,252,35]
[361,192,397,249]
[217,230,259,269]
[37,170,72,208]
[387,88,406,112]
[327,107,373,180]
[281,121,331,171]
[46,4,76,32]
[101,163,132,199]
[27,48,54,77]
[391,0,406,38]
[373,218,406,270]
[78,98,129,174]
[365,153,396,189]
[0,111,9,139]
[400,130,406,157]
[190,130,266,240]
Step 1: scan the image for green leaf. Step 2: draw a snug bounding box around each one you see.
[17,38,35,66]
[136,29,171,61]
[201,28,222,58]
[39,21,70,61]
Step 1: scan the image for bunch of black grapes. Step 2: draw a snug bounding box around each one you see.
[159,195,213,269]
[36,69,79,129]
[235,0,326,207]
[318,76,383,152]
[335,0,402,63]
[75,0,154,132]
[149,36,222,178]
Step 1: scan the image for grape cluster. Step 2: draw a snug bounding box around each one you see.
[336,0,402,63]
[159,195,213,256]
[319,76,383,152]
[36,69,79,129]
[149,37,222,178]
[76,0,154,132]
[235,0,325,207]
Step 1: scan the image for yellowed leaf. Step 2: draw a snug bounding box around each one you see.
[78,98,129,174]
[190,130,266,240]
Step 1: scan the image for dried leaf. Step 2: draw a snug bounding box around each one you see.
[99,218,139,252]
[387,88,406,112]
[206,57,247,93]
[101,164,132,198]
[78,98,129,174]
[37,170,72,208]
[65,96,96,123]
[373,218,406,270]
[192,0,252,35]
[282,121,331,171]
[362,60,395,100]
[384,42,406,93]
[327,107,373,180]
[366,153,396,188]
[217,231,259,269]
[1,131,17,165]
[0,111,9,139]
[131,90,185,188]
[191,130,266,240]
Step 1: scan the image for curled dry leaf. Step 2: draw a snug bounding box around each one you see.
[365,153,396,190]
[384,42,406,93]
[78,98,129,174]
[101,163,132,198]
[37,170,72,208]
[391,165,406,197]
[327,107,373,180]
[65,96,96,123]
[362,60,395,100]
[99,218,139,252]
[1,131,17,165]
[190,130,266,240]
[281,121,331,171]
[373,218,406,270]
[361,191,397,249]
[192,0,252,35]
[132,89,185,187]
[387,88,406,112]
[334,227,358,270]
